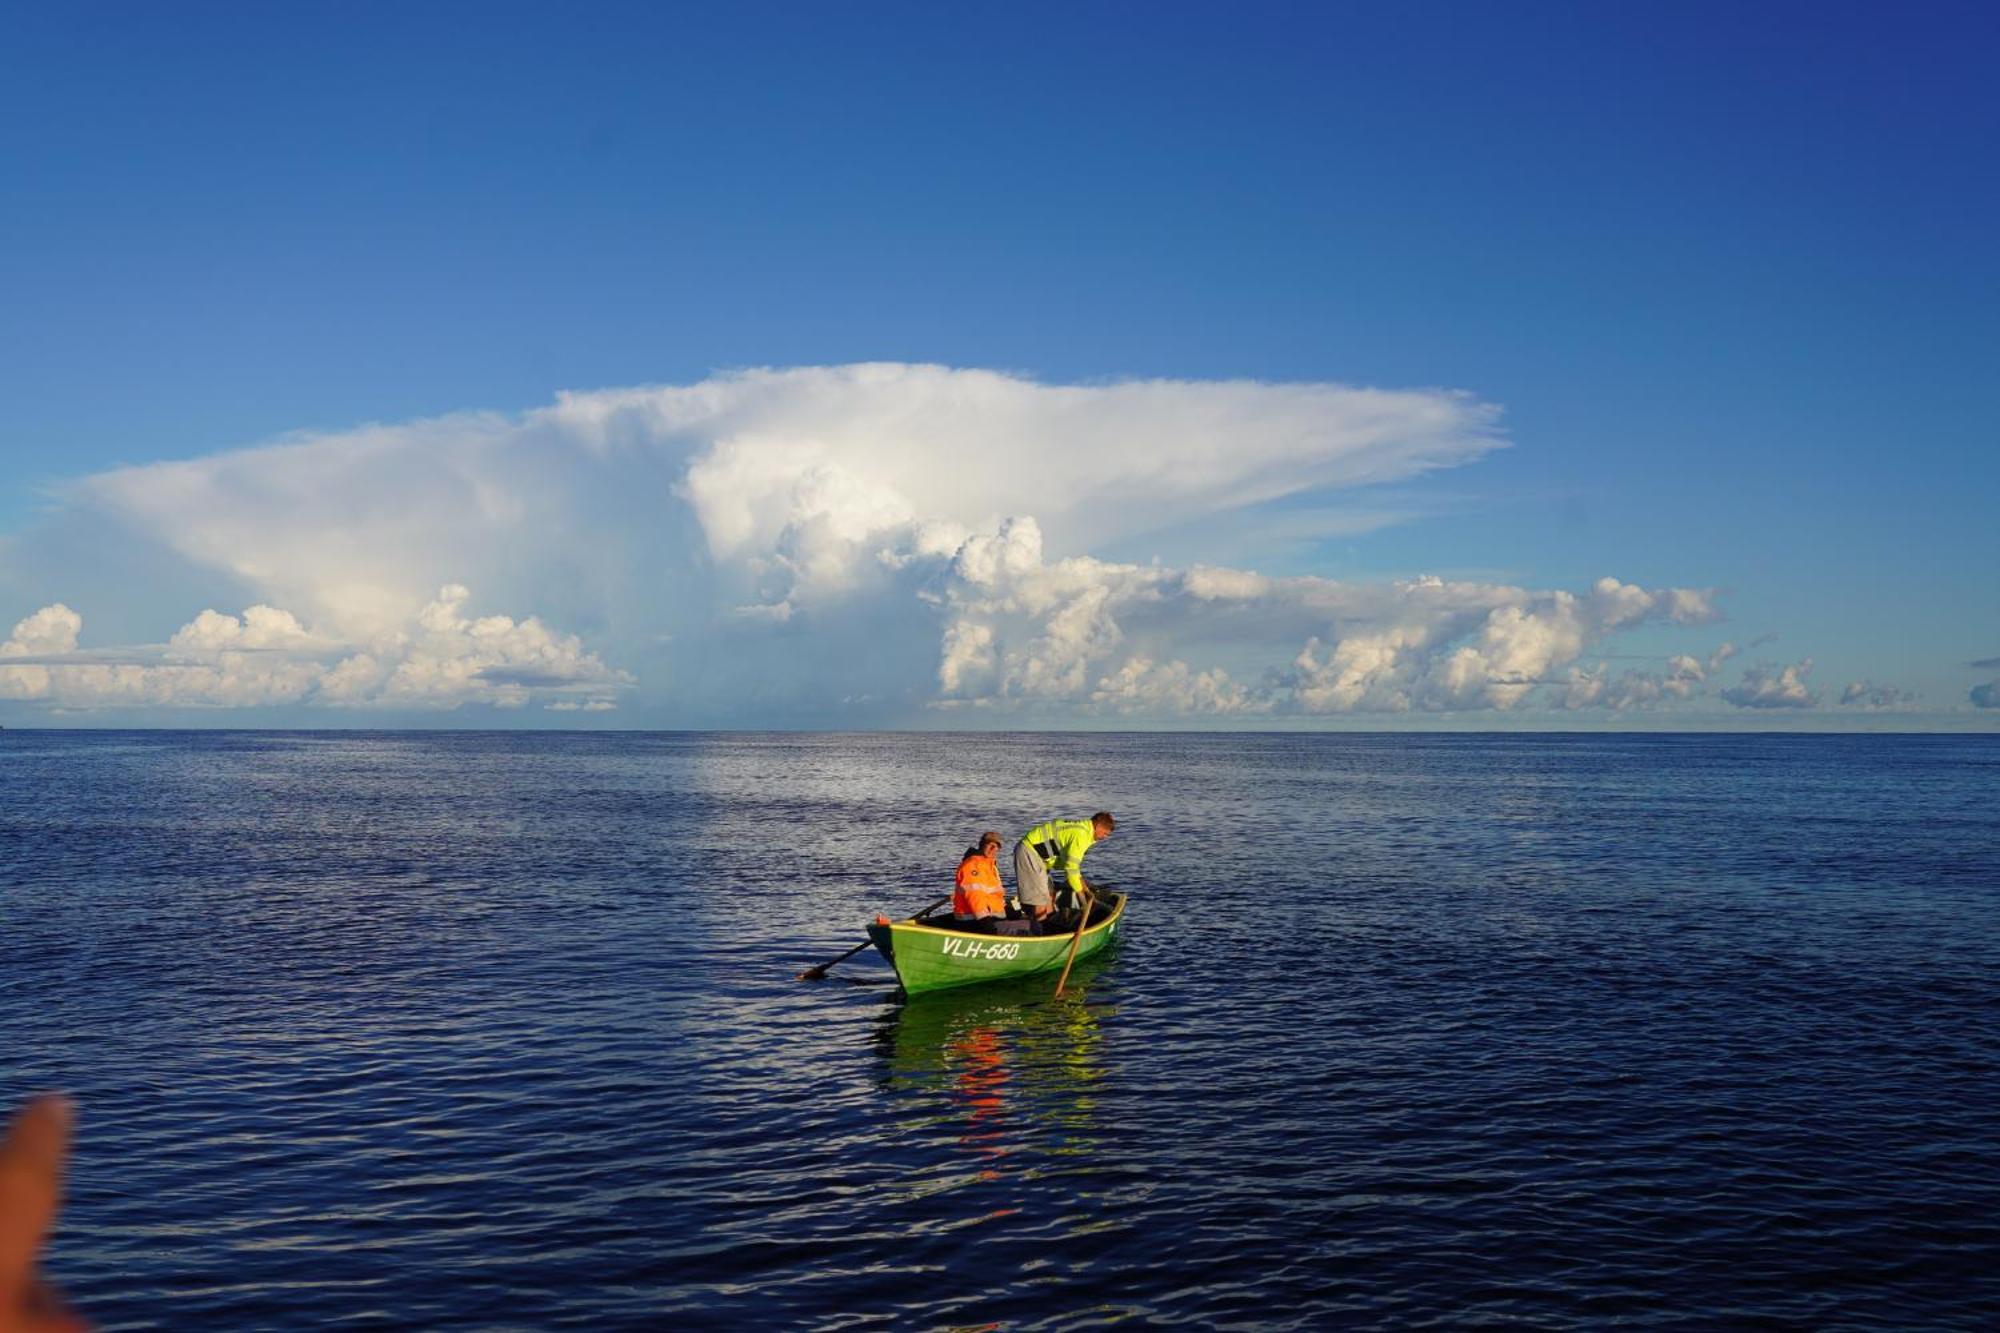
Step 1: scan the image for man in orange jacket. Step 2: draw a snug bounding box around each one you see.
[954,831,1025,934]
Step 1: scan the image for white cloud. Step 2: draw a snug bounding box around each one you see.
[0,586,629,711]
[1722,659,1820,710]
[1,597,324,707]
[8,364,1521,717]
[167,605,322,657]
[1972,681,2000,709]
[3,364,1797,721]
[0,604,84,700]
[1556,642,1739,711]
[3,604,83,655]
[924,532,1719,715]
[1091,657,1254,715]
[70,365,1502,639]
[359,583,630,709]
[1839,679,1916,708]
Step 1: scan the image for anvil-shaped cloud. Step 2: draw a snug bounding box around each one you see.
[74,364,1501,631]
[2,364,1751,719]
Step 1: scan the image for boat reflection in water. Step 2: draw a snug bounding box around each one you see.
[874,952,1120,1186]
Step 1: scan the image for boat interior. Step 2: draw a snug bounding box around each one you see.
[913,893,1119,936]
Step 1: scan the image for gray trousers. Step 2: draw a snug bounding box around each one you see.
[1012,839,1053,910]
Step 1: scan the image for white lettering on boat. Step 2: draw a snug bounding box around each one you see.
[940,937,1022,961]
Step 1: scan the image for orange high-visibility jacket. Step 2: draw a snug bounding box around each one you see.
[953,850,1005,919]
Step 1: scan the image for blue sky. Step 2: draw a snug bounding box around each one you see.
[2,1,1995,727]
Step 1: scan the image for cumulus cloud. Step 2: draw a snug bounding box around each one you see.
[2,604,83,655]
[1556,641,1743,709]
[1,600,324,708]
[1091,657,1253,715]
[923,525,1719,714]
[3,363,1779,721]
[1972,681,2000,709]
[1839,679,1916,708]
[71,364,1504,640]
[0,586,628,711]
[341,582,630,709]
[167,604,322,657]
[3,363,1523,718]
[1722,659,1820,710]
[0,604,84,700]
[1546,640,1749,710]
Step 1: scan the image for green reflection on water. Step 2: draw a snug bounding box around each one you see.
[874,951,1122,1179]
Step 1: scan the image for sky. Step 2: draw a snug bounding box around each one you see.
[2,0,1995,729]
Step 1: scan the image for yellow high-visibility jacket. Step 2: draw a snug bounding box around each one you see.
[1020,818,1098,894]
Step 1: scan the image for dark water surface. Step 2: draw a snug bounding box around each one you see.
[4,731,1998,1329]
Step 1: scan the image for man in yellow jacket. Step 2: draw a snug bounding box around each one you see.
[1013,812,1114,927]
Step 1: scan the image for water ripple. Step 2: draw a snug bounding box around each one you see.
[3,731,1997,1328]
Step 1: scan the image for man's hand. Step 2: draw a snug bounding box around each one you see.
[0,1096,87,1333]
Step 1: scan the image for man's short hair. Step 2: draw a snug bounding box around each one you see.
[1091,811,1115,831]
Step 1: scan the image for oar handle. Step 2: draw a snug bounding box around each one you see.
[797,895,951,980]
[795,938,873,980]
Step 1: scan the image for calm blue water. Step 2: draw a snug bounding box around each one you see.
[3,731,1998,1329]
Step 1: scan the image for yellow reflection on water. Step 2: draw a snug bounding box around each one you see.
[875,955,1118,1182]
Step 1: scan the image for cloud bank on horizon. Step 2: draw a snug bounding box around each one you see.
[0,363,1876,721]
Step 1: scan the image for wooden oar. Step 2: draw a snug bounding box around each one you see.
[1052,885,1097,998]
[796,896,950,980]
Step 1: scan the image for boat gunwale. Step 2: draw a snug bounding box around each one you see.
[881,891,1126,944]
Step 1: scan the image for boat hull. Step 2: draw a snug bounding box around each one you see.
[866,893,1126,996]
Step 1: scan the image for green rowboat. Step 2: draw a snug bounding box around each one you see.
[866,893,1127,996]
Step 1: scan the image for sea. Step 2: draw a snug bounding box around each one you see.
[3,730,1997,1330]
